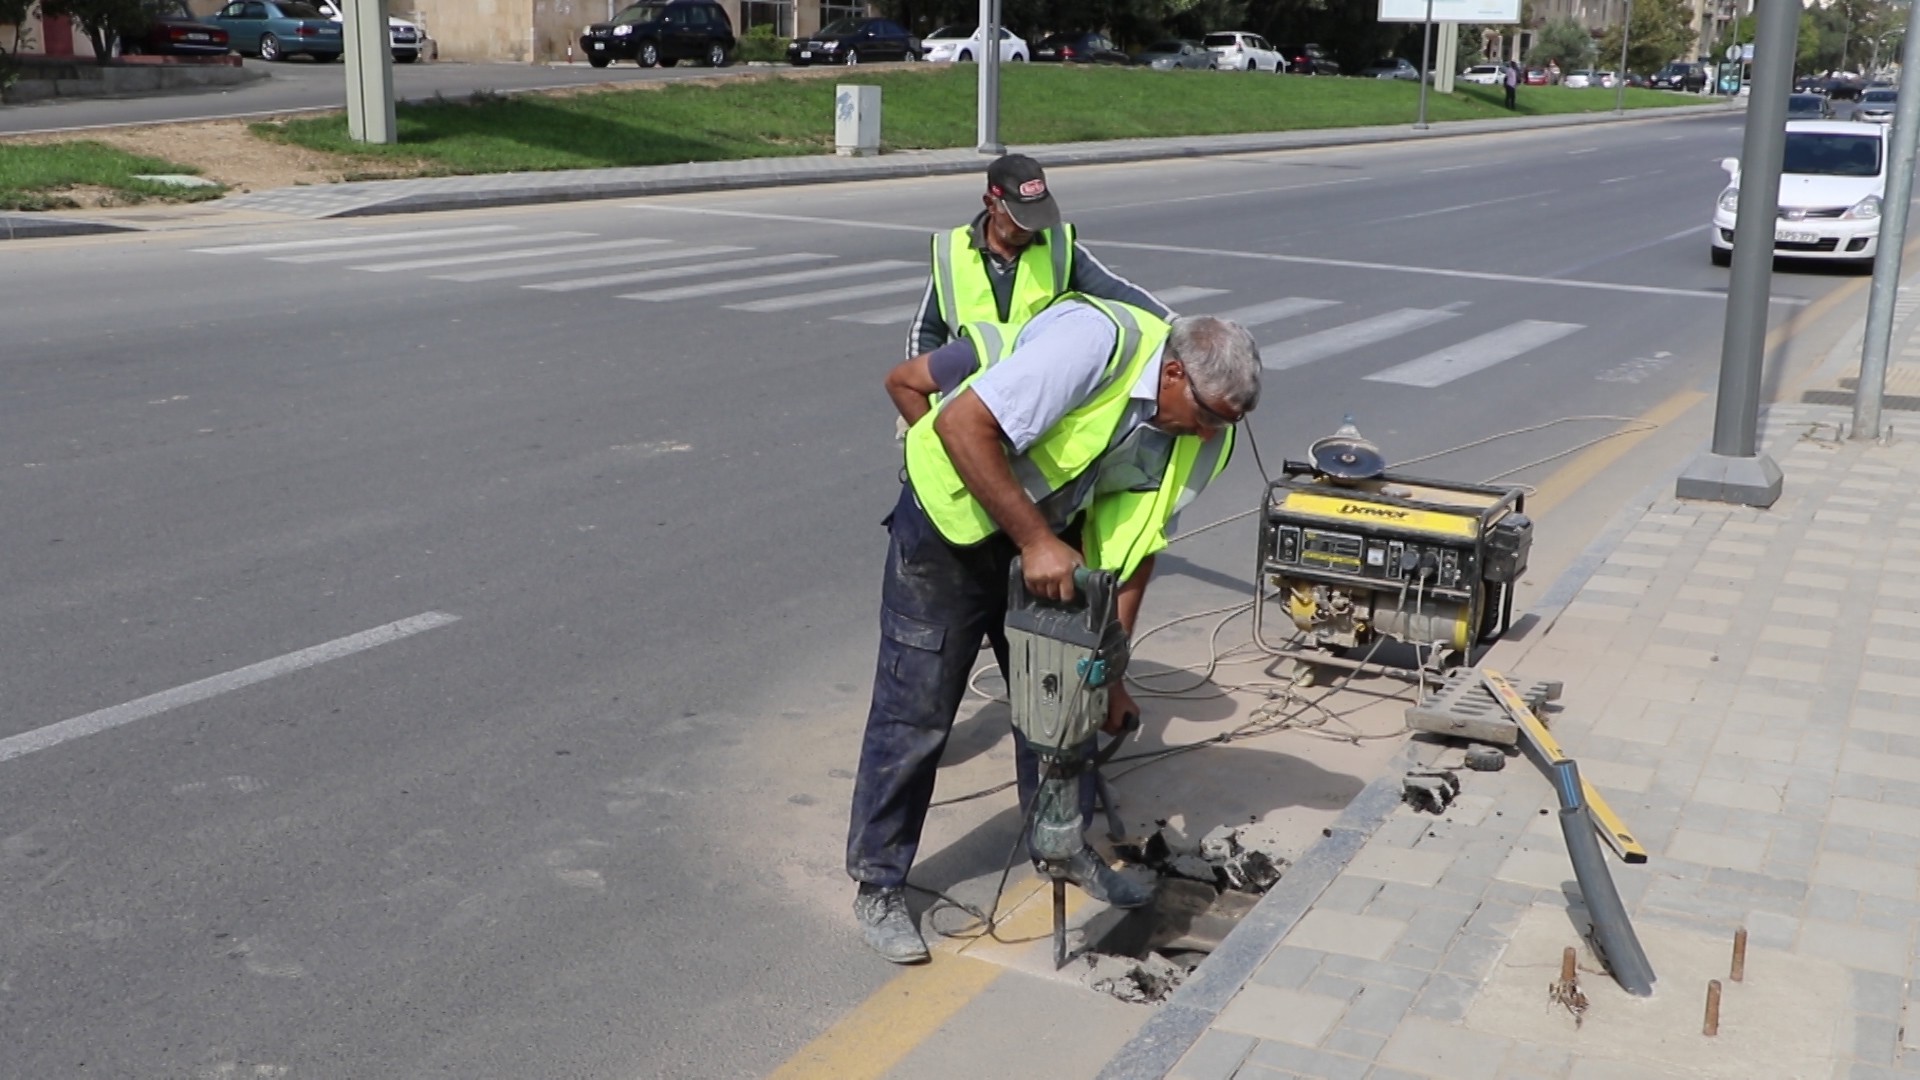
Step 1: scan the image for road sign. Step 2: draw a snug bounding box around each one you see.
[1726,43,1742,61]
[1379,0,1519,23]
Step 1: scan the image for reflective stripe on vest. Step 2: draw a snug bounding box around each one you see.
[904,294,1220,572]
[929,223,1076,339]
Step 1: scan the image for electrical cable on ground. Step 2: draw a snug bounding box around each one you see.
[917,412,1666,861]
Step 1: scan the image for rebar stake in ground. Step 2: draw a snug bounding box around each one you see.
[1704,979,1723,1037]
[1548,945,1588,1027]
[1731,927,1747,982]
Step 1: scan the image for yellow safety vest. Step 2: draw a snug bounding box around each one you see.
[904,296,1233,582]
[930,222,1076,342]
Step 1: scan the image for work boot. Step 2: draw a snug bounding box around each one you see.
[1063,847,1155,909]
[853,884,930,964]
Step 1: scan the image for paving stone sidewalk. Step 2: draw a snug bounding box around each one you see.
[1100,381,1920,1078]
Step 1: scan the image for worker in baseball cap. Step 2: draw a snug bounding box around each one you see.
[902,153,1171,362]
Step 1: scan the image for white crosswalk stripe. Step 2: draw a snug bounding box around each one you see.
[1263,308,1460,372]
[728,277,925,313]
[525,253,830,293]
[270,233,593,264]
[1151,286,1228,307]
[354,238,669,273]
[435,244,750,283]
[1366,320,1584,388]
[620,260,917,302]
[192,225,520,255]
[1218,297,1341,328]
[833,303,921,326]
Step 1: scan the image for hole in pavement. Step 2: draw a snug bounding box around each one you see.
[1082,824,1288,1004]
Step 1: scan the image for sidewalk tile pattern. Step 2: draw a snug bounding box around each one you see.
[1107,403,1920,1080]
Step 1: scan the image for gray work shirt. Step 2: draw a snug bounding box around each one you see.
[967,301,1176,530]
[903,212,1173,359]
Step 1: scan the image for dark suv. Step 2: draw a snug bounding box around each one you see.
[1650,61,1706,91]
[1033,31,1129,64]
[580,0,735,68]
[1274,42,1338,75]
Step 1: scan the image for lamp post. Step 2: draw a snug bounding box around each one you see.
[1415,0,1435,129]
[1613,0,1633,114]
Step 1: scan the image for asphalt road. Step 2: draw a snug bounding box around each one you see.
[0,56,790,134]
[0,113,1869,1079]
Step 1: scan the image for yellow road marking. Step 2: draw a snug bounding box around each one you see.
[1524,388,1706,516]
[1526,243,1911,517]
[770,876,1090,1079]
[765,952,1002,1080]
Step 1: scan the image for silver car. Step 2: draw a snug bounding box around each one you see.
[1856,88,1897,123]
[1135,39,1214,70]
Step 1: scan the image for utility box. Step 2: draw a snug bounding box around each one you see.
[835,85,880,157]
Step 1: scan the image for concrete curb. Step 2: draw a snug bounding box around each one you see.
[0,213,137,239]
[209,100,1737,221]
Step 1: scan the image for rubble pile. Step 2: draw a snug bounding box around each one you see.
[1085,823,1292,1004]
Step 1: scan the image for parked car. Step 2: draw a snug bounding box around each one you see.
[1523,67,1548,86]
[1273,42,1338,75]
[309,0,423,62]
[787,17,917,65]
[1787,91,1835,120]
[1855,87,1897,123]
[919,25,1026,63]
[1462,63,1504,84]
[1712,120,1886,269]
[1033,31,1128,64]
[579,0,735,68]
[1358,56,1419,80]
[1135,39,1213,70]
[206,0,341,61]
[118,0,230,56]
[1650,61,1706,91]
[1623,71,1649,88]
[1202,31,1280,72]
[1592,69,1617,88]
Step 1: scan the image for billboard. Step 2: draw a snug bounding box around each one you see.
[1379,0,1521,23]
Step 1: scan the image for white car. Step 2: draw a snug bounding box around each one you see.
[1711,120,1885,269]
[1461,63,1504,84]
[919,25,1026,63]
[312,1,424,61]
[1203,31,1280,72]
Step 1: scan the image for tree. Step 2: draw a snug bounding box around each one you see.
[0,0,37,53]
[1596,0,1695,75]
[1527,15,1593,69]
[38,0,148,63]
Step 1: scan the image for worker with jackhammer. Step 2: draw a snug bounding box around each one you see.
[905,153,1171,361]
[846,294,1263,964]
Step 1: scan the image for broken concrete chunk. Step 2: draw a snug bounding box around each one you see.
[1087,951,1187,1004]
[1219,849,1284,893]
[1199,825,1241,862]
[1166,853,1219,884]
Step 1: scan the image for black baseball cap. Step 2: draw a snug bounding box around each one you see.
[986,153,1061,231]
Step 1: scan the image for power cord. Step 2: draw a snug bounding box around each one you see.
[921,413,1666,857]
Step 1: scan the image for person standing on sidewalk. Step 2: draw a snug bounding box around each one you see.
[903,154,1172,362]
[1503,60,1520,108]
[848,297,1262,963]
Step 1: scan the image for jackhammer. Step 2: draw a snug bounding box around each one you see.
[1005,559,1138,968]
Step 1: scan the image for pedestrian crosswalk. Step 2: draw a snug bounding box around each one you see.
[192,225,1594,391]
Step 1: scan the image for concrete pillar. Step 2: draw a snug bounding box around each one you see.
[343,0,396,144]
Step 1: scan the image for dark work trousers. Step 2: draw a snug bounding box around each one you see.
[1504,83,1516,109]
[845,484,1097,889]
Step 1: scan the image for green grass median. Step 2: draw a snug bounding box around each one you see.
[254,66,1696,175]
[0,141,224,211]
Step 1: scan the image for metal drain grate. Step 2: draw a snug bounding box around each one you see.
[1405,668,1562,745]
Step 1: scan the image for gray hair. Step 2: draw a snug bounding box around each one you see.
[1168,315,1262,413]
